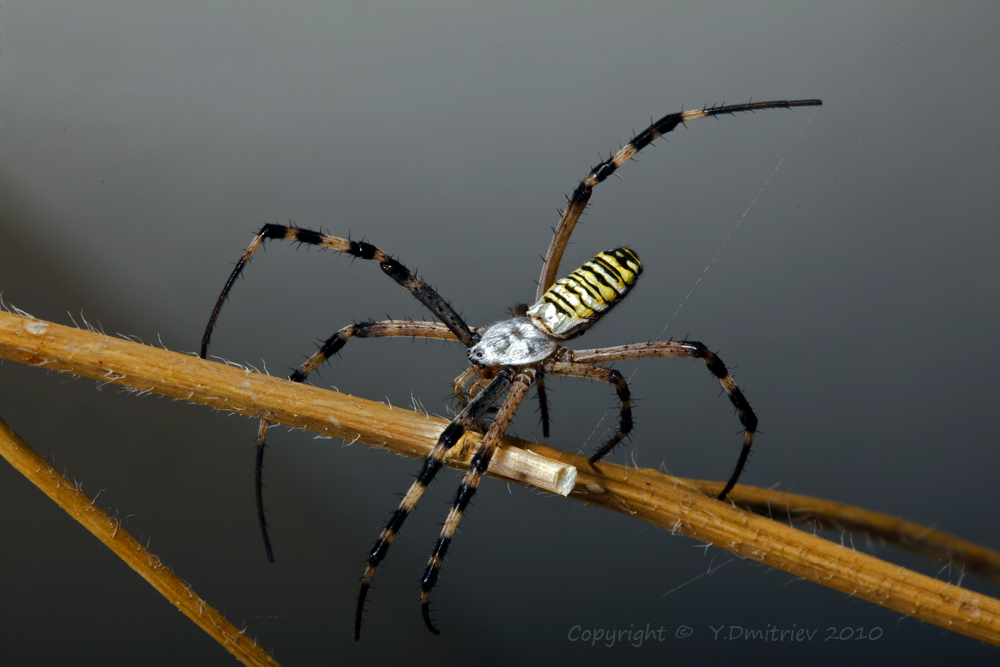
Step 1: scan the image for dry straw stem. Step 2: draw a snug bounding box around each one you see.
[0,416,280,667]
[685,480,1000,588]
[1,309,999,647]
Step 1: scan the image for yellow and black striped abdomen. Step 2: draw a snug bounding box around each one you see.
[528,247,642,340]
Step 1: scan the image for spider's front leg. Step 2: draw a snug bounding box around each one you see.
[571,341,757,500]
[254,320,459,561]
[200,223,478,359]
[420,367,535,635]
[535,98,823,299]
[355,368,516,641]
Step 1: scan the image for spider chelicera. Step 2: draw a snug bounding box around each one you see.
[200,98,822,640]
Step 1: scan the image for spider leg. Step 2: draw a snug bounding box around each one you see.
[570,341,757,500]
[253,320,459,561]
[355,368,515,641]
[454,374,494,406]
[536,98,822,300]
[451,366,477,407]
[536,369,551,438]
[290,320,457,382]
[451,371,496,433]
[254,419,274,561]
[545,361,631,462]
[420,368,534,635]
[201,223,477,358]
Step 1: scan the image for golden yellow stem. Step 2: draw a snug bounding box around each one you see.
[0,415,280,667]
[687,480,1000,586]
[1,309,998,647]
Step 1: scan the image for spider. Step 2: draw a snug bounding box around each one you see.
[199,98,822,640]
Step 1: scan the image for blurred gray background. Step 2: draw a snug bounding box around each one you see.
[1,2,998,665]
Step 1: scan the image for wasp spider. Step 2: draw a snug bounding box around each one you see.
[200,98,822,639]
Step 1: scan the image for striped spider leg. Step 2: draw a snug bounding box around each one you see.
[564,341,757,499]
[535,99,824,298]
[201,224,477,358]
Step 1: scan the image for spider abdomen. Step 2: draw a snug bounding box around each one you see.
[528,247,642,339]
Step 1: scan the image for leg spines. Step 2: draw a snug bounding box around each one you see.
[415,446,446,485]
[382,508,410,542]
[356,440,449,640]
[690,343,758,496]
[721,439,754,501]
[588,100,821,190]
[686,343,758,432]
[287,320,456,385]
[260,223,290,240]
[670,342,758,497]
[540,361,633,463]
[367,507,410,567]
[697,346,757,500]
[354,583,371,641]
[451,479,479,510]
[291,227,323,246]
[378,258,476,346]
[421,538,449,592]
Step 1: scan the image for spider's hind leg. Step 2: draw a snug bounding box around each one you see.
[547,361,632,462]
[569,340,758,500]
